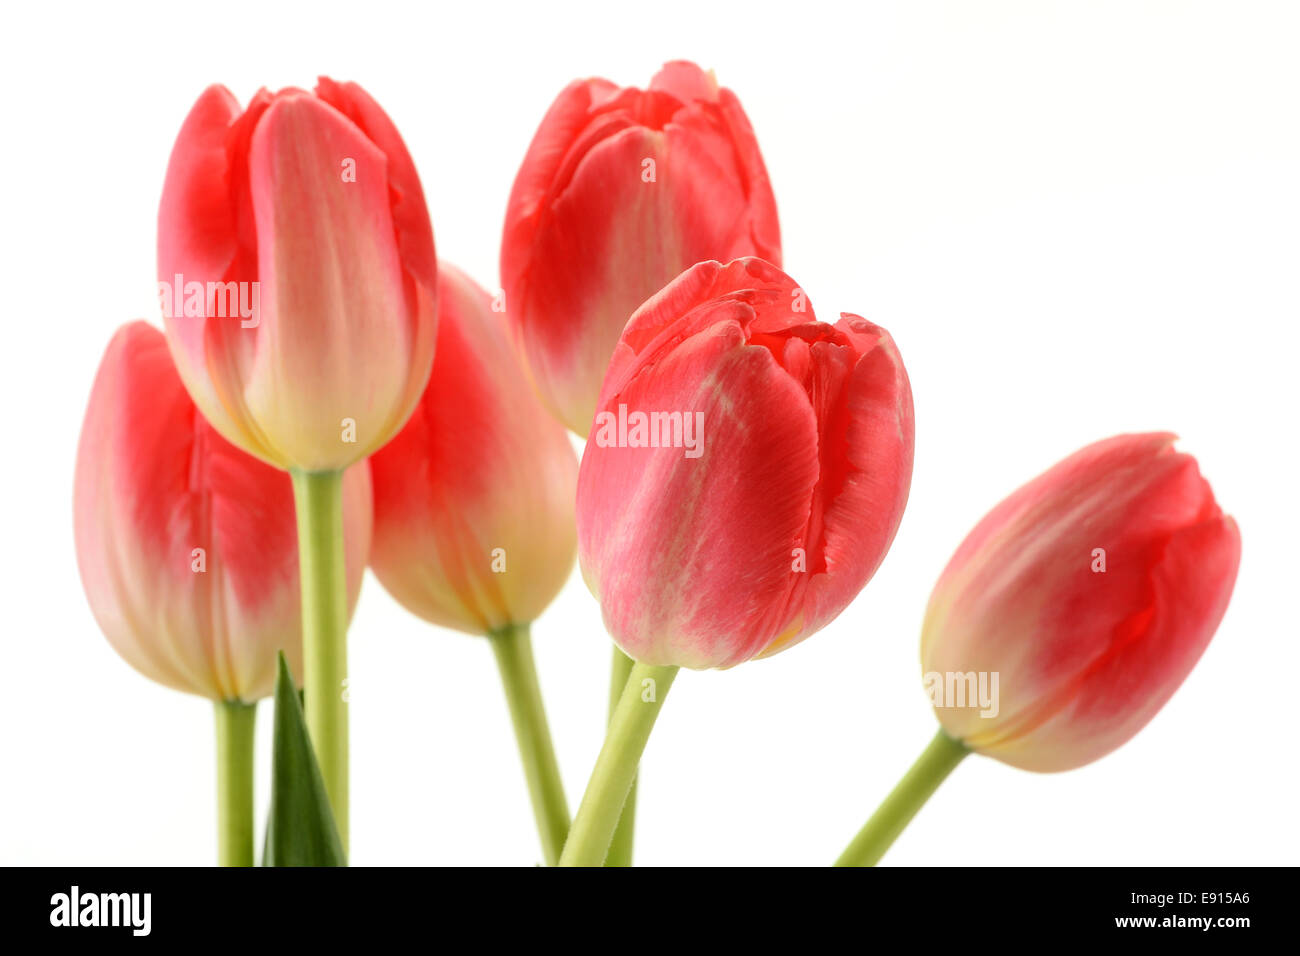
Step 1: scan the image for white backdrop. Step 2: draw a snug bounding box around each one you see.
[2,0,1296,866]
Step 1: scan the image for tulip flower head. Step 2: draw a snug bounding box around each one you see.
[74,322,373,702]
[576,257,914,670]
[158,78,438,473]
[921,433,1241,772]
[501,60,782,434]
[369,265,579,635]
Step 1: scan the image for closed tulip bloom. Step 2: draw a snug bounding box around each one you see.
[922,433,1241,773]
[74,322,373,703]
[158,77,437,472]
[576,257,914,670]
[502,60,781,434]
[369,264,578,634]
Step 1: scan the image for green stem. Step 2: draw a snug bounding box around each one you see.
[558,661,677,867]
[835,728,968,866]
[290,469,349,850]
[604,647,637,866]
[214,699,256,867]
[488,622,570,866]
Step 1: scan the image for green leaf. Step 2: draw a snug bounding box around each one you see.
[263,652,347,867]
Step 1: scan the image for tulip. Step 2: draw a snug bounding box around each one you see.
[74,322,371,865]
[501,60,781,436]
[577,257,914,670]
[158,77,437,841]
[368,264,577,864]
[561,257,914,866]
[836,433,1240,866]
[157,77,437,473]
[370,265,577,635]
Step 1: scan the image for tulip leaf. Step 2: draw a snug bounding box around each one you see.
[262,652,347,867]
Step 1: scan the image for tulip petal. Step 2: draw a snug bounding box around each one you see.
[648,61,721,104]
[765,316,915,655]
[648,62,780,263]
[579,320,821,668]
[157,84,261,455]
[77,323,222,697]
[245,93,413,469]
[502,77,620,287]
[313,77,438,302]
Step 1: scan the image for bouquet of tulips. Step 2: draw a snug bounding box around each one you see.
[73,63,1240,867]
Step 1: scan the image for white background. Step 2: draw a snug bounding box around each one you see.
[2,1,1296,866]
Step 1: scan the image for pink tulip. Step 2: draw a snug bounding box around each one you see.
[157,78,437,472]
[922,433,1241,772]
[369,265,578,633]
[501,60,781,434]
[74,322,372,701]
[576,258,914,669]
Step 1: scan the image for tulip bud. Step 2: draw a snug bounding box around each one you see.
[501,60,781,435]
[157,78,438,472]
[921,433,1241,772]
[369,265,578,634]
[576,257,914,669]
[74,322,372,702]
